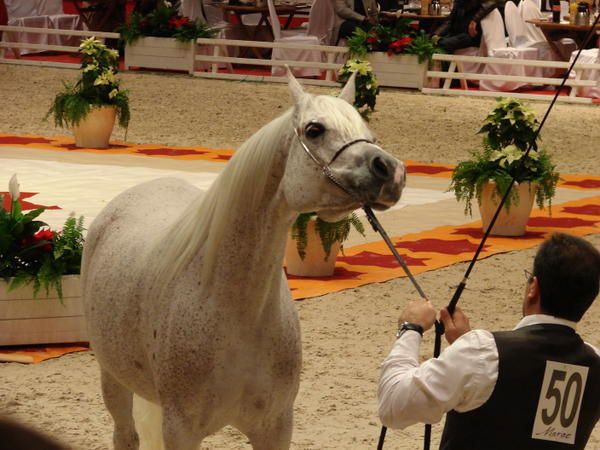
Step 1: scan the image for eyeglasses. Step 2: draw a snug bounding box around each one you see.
[524,269,534,282]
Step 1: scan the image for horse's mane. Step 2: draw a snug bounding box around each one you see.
[150,94,366,295]
[150,110,293,294]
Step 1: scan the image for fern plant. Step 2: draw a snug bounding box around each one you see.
[449,98,559,215]
[291,212,365,261]
[0,175,85,301]
[47,37,130,130]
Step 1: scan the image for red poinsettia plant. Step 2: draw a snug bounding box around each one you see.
[348,19,444,62]
[119,0,215,44]
[0,175,84,299]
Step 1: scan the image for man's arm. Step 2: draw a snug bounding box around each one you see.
[378,304,499,429]
[334,0,367,22]
[471,0,499,24]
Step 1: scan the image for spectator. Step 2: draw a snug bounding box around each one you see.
[433,0,501,52]
[334,0,380,43]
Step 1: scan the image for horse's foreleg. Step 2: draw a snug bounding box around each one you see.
[247,409,294,450]
[101,370,139,450]
[161,407,205,450]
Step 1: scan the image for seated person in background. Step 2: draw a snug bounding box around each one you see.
[335,0,381,43]
[432,0,499,52]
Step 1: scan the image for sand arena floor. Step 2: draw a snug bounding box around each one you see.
[0,64,599,449]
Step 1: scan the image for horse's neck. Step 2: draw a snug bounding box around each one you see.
[206,124,296,312]
[209,177,295,311]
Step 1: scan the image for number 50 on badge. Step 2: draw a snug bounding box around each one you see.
[532,360,589,445]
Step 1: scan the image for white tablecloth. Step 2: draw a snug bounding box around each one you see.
[3,0,84,55]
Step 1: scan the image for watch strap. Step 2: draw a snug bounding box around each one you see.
[396,322,424,338]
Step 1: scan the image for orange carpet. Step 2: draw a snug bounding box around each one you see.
[288,195,600,299]
[0,344,88,364]
[1,133,599,362]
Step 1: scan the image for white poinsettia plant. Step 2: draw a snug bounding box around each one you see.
[47,37,130,129]
[338,58,379,120]
[450,98,559,215]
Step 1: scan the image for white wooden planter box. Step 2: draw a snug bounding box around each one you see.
[125,36,195,74]
[367,53,428,89]
[0,275,87,346]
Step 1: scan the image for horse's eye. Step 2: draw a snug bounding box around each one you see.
[305,122,325,139]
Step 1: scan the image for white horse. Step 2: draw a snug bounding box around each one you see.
[81,72,406,450]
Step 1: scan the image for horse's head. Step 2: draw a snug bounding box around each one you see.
[282,72,406,222]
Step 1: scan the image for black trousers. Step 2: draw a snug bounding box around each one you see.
[438,33,481,52]
[337,20,371,43]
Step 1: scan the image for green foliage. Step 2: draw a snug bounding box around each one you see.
[291,212,366,261]
[479,97,540,151]
[338,58,380,119]
[449,98,560,215]
[0,177,85,300]
[47,37,130,129]
[119,3,216,44]
[404,31,445,64]
[347,22,444,62]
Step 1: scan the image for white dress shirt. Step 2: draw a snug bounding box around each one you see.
[377,314,597,430]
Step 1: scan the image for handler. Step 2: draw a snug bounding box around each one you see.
[378,233,600,449]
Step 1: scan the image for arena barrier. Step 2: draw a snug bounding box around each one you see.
[423,53,600,104]
[194,37,349,87]
[0,25,119,68]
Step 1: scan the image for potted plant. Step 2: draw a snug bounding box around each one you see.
[120,0,215,74]
[47,37,130,149]
[0,175,87,345]
[285,212,365,277]
[338,58,380,119]
[347,21,444,89]
[449,98,560,236]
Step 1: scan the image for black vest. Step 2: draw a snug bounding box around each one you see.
[440,324,600,450]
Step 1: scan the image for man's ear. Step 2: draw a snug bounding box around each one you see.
[527,277,543,313]
[339,71,357,104]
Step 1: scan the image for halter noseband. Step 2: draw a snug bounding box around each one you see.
[293,127,380,200]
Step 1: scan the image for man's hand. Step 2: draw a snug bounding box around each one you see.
[366,15,378,25]
[468,20,477,37]
[398,299,437,332]
[439,306,471,345]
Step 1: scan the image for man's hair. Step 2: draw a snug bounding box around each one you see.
[533,233,600,322]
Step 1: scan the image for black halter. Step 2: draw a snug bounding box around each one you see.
[293,127,377,199]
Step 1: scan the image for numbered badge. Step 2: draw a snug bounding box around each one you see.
[532,360,589,445]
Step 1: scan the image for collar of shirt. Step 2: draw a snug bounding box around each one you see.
[514,314,578,331]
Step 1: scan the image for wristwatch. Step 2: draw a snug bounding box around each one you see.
[395,322,424,339]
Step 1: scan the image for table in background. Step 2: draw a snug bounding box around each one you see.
[381,11,449,32]
[526,18,600,57]
[219,2,308,58]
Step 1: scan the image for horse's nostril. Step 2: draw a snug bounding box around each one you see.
[371,156,391,181]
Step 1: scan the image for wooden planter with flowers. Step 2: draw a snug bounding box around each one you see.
[348,23,443,90]
[366,53,427,89]
[1,175,87,345]
[124,37,196,74]
[0,275,86,346]
[120,2,215,75]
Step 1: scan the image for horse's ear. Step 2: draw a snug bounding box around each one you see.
[339,72,357,105]
[287,66,306,103]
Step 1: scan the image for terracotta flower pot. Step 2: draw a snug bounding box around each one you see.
[478,181,537,236]
[73,106,117,149]
[285,220,341,277]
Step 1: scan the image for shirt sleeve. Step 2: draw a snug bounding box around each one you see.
[377,329,499,429]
